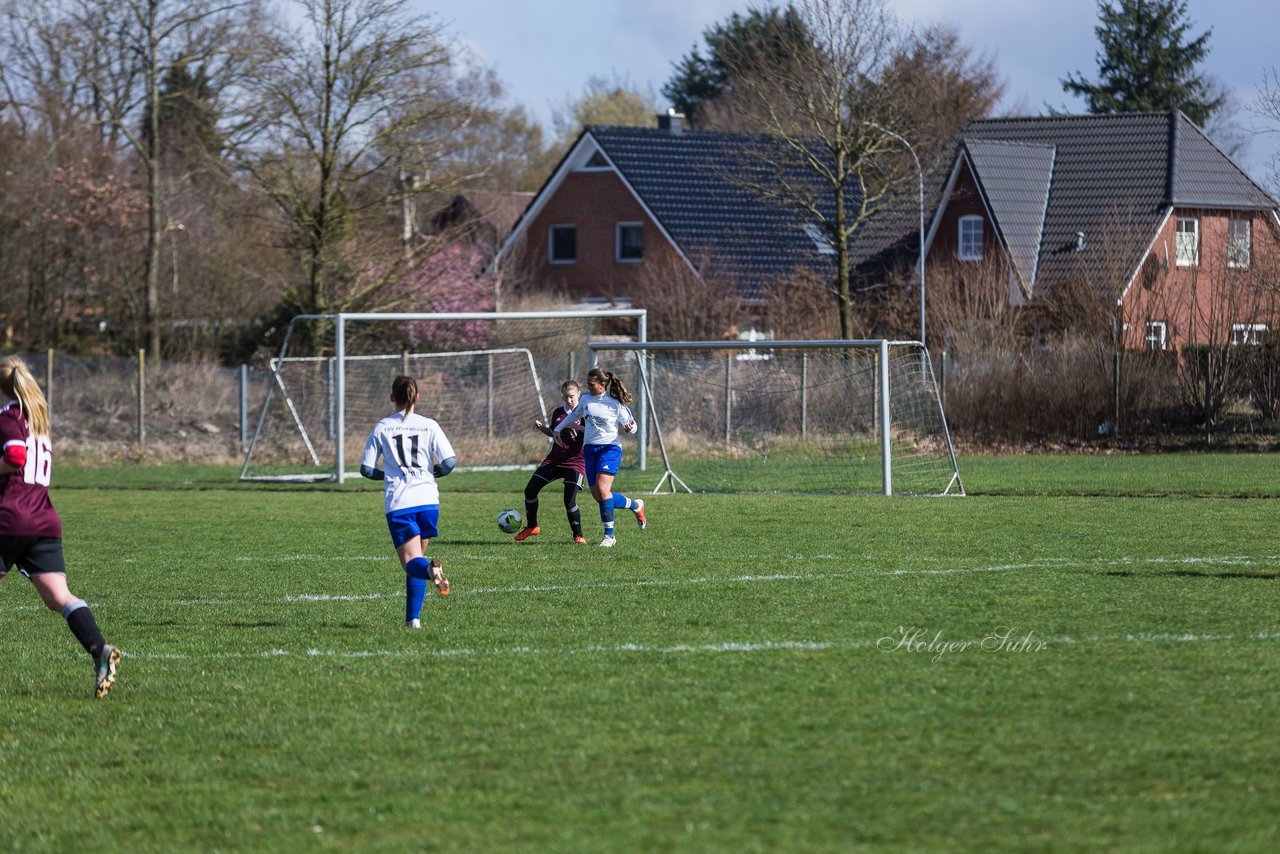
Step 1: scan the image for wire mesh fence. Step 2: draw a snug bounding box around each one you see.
[11,350,272,463]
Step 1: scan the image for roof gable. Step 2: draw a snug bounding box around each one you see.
[964,139,1054,289]
[1169,112,1276,209]
[956,111,1278,294]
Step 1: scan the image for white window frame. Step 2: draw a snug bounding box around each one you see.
[1228,218,1251,269]
[1175,217,1199,267]
[1231,323,1267,345]
[616,222,644,263]
[1144,320,1168,351]
[548,224,576,265]
[958,215,983,261]
[803,224,837,255]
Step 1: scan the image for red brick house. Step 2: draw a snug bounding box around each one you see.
[925,111,1280,351]
[496,110,1280,353]
[491,113,837,306]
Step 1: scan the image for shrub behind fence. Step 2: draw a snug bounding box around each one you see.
[18,351,272,464]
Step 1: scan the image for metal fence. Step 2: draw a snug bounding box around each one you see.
[15,350,273,463]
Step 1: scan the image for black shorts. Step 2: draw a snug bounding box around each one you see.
[0,536,67,578]
[531,464,585,491]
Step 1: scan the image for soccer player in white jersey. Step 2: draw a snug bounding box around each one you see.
[553,367,647,547]
[360,375,454,628]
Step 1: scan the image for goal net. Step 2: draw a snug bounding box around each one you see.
[591,339,963,496]
[241,310,646,482]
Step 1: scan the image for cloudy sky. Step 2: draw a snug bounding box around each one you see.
[414,0,1278,181]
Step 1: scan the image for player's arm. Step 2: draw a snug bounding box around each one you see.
[620,405,638,434]
[431,428,457,478]
[553,402,586,446]
[0,439,25,473]
[550,408,579,443]
[359,429,383,479]
[552,400,584,434]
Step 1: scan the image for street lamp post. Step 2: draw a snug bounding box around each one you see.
[867,124,925,347]
[165,221,184,295]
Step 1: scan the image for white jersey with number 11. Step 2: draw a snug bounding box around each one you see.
[361,412,455,513]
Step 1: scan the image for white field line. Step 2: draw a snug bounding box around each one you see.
[136,553,1277,607]
[7,554,1275,612]
[122,630,1280,663]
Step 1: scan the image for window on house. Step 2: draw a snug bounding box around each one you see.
[1231,323,1267,345]
[1144,320,1168,351]
[616,222,644,262]
[1175,217,1199,266]
[958,216,983,261]
[1228,218,1251,268]
[549,225,576,264]
[803,224,837,255]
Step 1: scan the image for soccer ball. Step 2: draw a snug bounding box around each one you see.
[497,508,523,534]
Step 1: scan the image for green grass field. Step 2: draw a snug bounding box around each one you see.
[2,455,1278,851]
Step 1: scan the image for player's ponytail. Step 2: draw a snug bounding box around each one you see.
[0,356,50,438]
[607,372,634,405]
[390,375,419,411]
[588,367,634,405]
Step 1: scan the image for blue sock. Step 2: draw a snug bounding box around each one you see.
[598,498,615,535]
[612,493,631,510]
[405,557,431,621]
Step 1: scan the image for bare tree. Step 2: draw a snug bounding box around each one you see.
[628,250,742,342]
[878,23,1005,170]
[1252,67,1280,193]
[235,0,478,317]
[550,74,660,147]
[48,0,264,359]
[708,0,915,341]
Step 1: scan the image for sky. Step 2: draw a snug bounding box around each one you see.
[414,0,1279,183]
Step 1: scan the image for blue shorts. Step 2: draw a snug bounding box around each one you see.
[584,444,623,486]
[386,505,440,547]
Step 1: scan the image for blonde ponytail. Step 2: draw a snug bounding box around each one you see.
[0,356,51,438]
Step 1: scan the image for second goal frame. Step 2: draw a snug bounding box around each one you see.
[590,338,963,496]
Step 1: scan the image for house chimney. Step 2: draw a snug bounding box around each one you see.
[658,108,685,135]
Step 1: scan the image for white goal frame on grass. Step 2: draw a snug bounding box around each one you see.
[241,309,647,483]
[590,338,964,496]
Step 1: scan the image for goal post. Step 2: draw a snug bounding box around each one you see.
[240,309,647,482]
[589,339,963,496]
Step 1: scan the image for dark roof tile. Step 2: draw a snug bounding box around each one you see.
[588,125,837,298]
[961,111,1278,292]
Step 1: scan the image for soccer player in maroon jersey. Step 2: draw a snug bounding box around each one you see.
[513,380,588,543]
[0,356,121,698]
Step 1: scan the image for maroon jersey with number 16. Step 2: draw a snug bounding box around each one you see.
[0,401,62,538]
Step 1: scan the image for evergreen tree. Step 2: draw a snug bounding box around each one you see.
[1061,0,1223,126]
[156,62,223,160]
[662,6,811,126]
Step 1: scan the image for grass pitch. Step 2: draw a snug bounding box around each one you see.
[1,456,1278,851]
